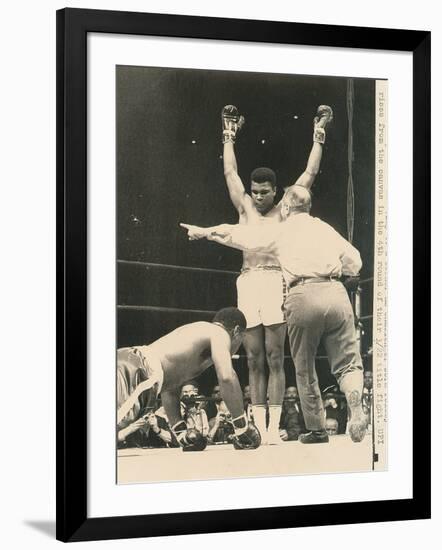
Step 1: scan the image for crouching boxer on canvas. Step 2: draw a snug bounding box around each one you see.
[117,307,261,451]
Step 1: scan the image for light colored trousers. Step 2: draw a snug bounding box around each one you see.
[284,281,363,431]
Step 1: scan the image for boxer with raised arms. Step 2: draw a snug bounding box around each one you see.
[220,104,333,444]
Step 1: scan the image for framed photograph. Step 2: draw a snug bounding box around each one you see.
[57,8,430,542]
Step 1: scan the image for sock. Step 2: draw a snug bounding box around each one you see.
[339,370,364,415]
[268,405,282,434]
[252,404,267,435]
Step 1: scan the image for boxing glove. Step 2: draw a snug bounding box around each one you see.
[233,423,261,450]
[222,105,245,144]
[231,414,261,450]
[172,421,208,452]
[313,105,333,144]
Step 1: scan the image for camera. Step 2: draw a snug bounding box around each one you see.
[140,406,155,420]
[180,394,197,407]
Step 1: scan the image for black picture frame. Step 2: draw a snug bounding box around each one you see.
[56,7,431,542]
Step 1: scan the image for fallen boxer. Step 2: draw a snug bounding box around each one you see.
[117,307,261,451]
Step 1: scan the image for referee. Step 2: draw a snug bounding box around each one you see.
[181,185,367,443]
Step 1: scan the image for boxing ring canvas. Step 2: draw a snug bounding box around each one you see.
[57,8,430,542]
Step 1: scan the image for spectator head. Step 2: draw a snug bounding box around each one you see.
[217,400,230,417]
[181,384,198,397]
[211,385,221,401]
[364,370,373,390]
[325,417,339,436]
[284,386,298,399]
[243,385,251,401]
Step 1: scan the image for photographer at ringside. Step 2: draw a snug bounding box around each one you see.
[322,385,348,434]
[207,390,235,444]
[117,401,175,449]
[180,383,210,437]
[279,386,305,441]
[242,384,254,423]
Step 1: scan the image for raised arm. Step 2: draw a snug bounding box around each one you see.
[221,105,254,215]
[284,105,333,193]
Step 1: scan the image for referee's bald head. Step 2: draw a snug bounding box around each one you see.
[281,186,312,218]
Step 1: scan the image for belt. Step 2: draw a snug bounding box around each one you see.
[288,276,340,290]
[240,265,281,274]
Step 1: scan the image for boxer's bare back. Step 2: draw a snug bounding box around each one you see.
[145,322,240,390]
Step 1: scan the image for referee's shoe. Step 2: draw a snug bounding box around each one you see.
[299,430,329,444]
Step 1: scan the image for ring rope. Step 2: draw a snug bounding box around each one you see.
[118,260,374,288]
[117,259,239,277]
[347,78,355,244]
[118,306,374,322]
[118,305,216,316]
[118,308,372,357]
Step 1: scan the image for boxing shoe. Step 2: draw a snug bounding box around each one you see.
[346,391,368,442]
[266,429,284,446]
[347,410,368,443]
[259,429,268,446]
[299,430,329,444]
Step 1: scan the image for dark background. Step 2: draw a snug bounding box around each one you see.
[117,66,375,393]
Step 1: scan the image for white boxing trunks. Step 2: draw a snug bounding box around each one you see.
[236,266,286,329]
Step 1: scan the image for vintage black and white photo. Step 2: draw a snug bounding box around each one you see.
[115,66,387,484]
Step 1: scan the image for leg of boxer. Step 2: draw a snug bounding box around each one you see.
[237,272,268,439]
[264,322,286,444]
[116,348,161,425]
[284,288,328,442]
[117,355,142,428]
[116,349,160,444]
[243,326,268,441]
